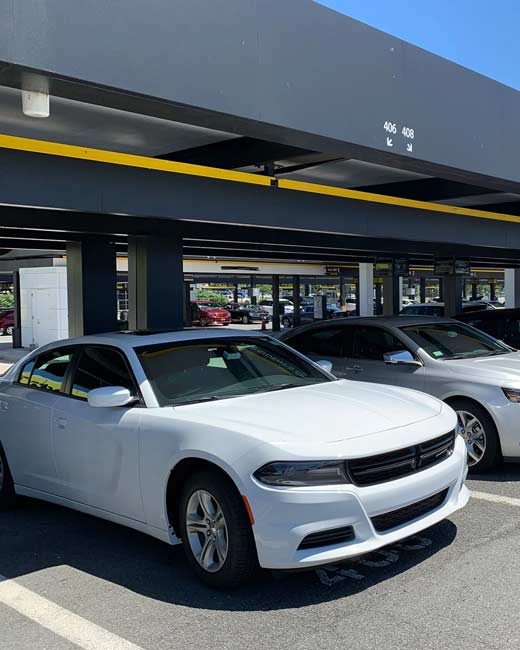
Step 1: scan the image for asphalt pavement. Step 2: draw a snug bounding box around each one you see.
[1,471,520,650]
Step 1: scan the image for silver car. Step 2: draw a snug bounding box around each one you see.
[281,316,520,472]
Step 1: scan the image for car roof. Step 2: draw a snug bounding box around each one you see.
[279,315,457,337]
[27,328,268,356]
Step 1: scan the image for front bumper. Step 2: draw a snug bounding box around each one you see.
[248,435,468,569]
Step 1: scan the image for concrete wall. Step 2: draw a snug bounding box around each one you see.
[20,267,68,348]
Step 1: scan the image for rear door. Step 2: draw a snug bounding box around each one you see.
[51,345,144,521]
[286,325,352,376]
[348,325,425,390]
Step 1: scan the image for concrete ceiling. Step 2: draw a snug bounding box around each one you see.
[0,85,239,156]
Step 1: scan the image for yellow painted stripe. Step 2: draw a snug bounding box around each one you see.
[0,133,519,225]
[278,178,520,224]
[0,134,272,187]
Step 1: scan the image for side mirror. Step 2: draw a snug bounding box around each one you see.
[316,359,334,374]
[87,386,135,408]
[383,350,422,367]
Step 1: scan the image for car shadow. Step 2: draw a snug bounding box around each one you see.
[468,462,520,483]
[0,498,457,611]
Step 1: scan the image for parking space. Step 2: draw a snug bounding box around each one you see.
[0,473,519,650]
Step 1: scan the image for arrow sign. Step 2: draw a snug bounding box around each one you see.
[406,143,413,152]
[386,137,393,147]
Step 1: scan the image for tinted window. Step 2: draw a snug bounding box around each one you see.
[136,337,329,407]
[71,347,136,400]
[288,326,349,357]
[29,349,74,392]
[352,326,406,361]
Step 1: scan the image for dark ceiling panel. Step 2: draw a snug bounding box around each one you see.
[354,178,498,201]
[159,136,313,170]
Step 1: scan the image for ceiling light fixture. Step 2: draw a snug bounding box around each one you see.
[21,90,50,118]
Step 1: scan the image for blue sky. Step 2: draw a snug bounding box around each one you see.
[318,0,520,90]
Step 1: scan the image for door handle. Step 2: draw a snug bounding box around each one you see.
[56,417,68,429]
[345,365,363,372]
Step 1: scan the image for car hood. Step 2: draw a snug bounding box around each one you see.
[443,351,520,384]
[173,380,448,451]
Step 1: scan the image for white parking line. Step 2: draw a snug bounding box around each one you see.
[471,489,520,508]
[0,574,145,650]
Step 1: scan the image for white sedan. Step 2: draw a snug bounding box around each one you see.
[0,330,468,588]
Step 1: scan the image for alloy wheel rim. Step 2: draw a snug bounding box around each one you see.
[457,410,487,467]
[186,489,228,573]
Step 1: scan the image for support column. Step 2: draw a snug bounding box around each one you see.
[505,269,520,308]
[374,281,383,315]
[438,278,444,302]
[292,275,301,327]
[67,240,117,337]
[249,276,257,305]
[184,281,192,327]
[233,284,239,303]
[383,275,401,316]
[419,277,426,303]
[490,280,497,302]
[443,275,464,316]
[358,263,374,317]
[128,233,184,331]
[272,275,281,332]
[471,280,478,301]
[12,270,22,348]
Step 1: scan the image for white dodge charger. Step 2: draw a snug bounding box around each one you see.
[0,330,468,588]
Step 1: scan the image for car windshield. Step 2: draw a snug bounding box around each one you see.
[136,336,330,406]
[401,322,511,360]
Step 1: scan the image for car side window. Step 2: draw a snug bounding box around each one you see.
[352,326,407,361]
[18,360,35,385]
[28,349,75,392]
[288,326,347,357]
[71,347,137,401]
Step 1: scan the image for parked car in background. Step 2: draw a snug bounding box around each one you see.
[0,309,14,336]
[282,304,347,328]
[281,315,520,472]
[456,308,520,349]
[226,303,269,324]
[258,299,294,315]
[191,303,231,326]
[0,329,468,587]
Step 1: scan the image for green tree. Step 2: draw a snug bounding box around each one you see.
[0,293,14,310]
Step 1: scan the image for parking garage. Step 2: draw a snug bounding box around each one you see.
[1,0,520,347]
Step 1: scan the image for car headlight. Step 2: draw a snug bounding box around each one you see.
[254,461,349,486]
[503,388,520,403]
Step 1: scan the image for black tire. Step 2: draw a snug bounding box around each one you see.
[282,317,291,328]
[179,470,258,589]
[242,315,249,324]
[449,398,501,473]
[5,326,13,337]
[0,445,16,510]
[200,317,209,327]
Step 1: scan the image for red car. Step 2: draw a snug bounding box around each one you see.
[191,303,231,326]
[0,309,14,336]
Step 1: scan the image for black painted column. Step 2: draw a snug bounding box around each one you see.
[67,240,118,336]
[128,233,184,331]
[383,275,401,315]
[419,277,426,303]
[12,270,22,348]
[443,275,464,316]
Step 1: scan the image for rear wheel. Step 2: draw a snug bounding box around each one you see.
[179,470,258,589]
[0,445,16,510]
[282,317,291,328]
[450,398,500,472]
[5,326,13,337]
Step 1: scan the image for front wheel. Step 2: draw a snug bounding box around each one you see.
[199,317,209,327]
[242,315,249,324]
[0,445,16,510]
[282,317,291,328]
[5,326,13,336]
[179,470,258,589]
[450,398,500,472]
